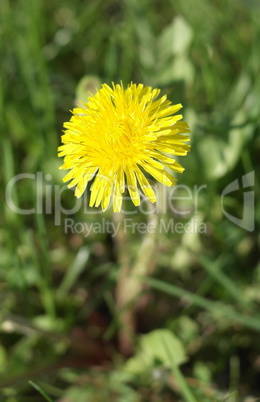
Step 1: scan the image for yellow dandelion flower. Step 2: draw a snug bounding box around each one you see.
[58,82,190,212]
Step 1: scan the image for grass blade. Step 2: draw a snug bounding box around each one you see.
[145,277,260,332]
[28,381,54,402]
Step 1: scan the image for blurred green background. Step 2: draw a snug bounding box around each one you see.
[0,0,259,400]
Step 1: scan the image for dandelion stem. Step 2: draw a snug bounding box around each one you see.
[115,202,158,355]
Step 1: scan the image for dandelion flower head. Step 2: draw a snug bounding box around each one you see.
[58,82,190,212]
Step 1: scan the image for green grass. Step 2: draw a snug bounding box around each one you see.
[0,0,259,400]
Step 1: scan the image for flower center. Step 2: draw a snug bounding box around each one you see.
[104,117,145,167]
[107,119,132,144]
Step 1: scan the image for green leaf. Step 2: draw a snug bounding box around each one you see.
[193,361,212,383]
[197,135,230,179]
[172,316,200,345]
[158,16,193,61]
[125,329,187,375]
[75,75,102,104]
[158,56,194,86]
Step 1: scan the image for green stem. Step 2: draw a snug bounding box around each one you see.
[28,381,54,402]
[115,202,158,354]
